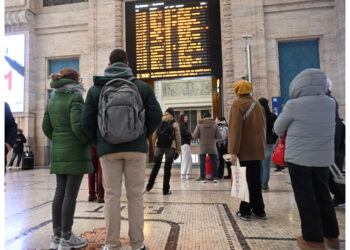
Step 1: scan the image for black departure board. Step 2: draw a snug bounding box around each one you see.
[126,0,222,81]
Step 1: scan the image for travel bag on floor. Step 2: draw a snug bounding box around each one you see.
[22,145,34,170]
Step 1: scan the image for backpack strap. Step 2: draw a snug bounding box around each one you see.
[243,100,256,121]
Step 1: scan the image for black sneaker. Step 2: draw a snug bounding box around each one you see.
[136,243,148,250]
[196,177,207,183]
[163,191,172,195]
[236,212,251,221]
[252,211,267,220]
[224,175,231,179]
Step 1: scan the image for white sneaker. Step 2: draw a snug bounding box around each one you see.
[50,235,60,249]
[8,166,12,170]
[134,243,148,250]
[58,233,88,250]
[103,246,110,250]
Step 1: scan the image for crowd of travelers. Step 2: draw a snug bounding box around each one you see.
[3,48,343,250]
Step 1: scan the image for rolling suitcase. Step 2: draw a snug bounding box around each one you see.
[22,145,34,170]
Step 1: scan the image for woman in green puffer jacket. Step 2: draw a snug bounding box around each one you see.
[42,68,93,250]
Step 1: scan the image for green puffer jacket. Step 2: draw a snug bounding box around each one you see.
[42,78,93,175]
[82,62,162,157]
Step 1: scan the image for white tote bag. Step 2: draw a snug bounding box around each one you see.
[230,158,250,202]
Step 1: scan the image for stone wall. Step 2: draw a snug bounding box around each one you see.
[220,0,345,120]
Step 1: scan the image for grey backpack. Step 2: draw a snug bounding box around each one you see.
[98,77,145,144]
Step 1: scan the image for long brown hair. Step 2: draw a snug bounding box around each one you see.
[179,114,188,130]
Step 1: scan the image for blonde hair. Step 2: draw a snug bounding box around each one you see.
[51,68,80,83]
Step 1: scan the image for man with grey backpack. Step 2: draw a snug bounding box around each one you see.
[82,49,162,250]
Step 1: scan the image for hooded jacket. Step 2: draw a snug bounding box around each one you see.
[152,112,182,154]
[192,118,222,155]
[228,95,266,161]
[42,78,93,175]
[274,68,335,167]
[82,62,162,157]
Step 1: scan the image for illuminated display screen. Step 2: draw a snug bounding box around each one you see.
[126,0,222,80]
[3,34,25,112]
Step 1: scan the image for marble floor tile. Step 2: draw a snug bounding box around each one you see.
[5,167,345,250]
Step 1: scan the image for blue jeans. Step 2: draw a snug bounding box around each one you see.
[199,154,218,179]
[260,144,273,188]
[9,151,23,167]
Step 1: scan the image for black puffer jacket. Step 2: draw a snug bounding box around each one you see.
[179,123,192,145]
[264,108,278,144]
[13,133,27,153]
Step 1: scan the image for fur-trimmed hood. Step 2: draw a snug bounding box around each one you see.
[198,118,215,128]
[162,112,174,122]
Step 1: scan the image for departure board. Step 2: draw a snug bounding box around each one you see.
[126,0,222,81]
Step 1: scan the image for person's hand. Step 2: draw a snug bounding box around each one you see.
[231,154,237,162]
[5,143,12,152]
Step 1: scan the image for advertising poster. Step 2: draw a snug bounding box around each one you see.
[3,34,25,113]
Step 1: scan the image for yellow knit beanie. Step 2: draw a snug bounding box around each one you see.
[232,80,253,95]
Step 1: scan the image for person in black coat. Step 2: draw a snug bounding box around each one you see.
[258,98,277,191]
[8,128,26,169]
[326,78,345,206]
[5,102,17,170]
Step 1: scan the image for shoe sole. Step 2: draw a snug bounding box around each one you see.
[252,213,267,220]
[236,212,251,221]
[50,242,59,249]
[58,241,88,250]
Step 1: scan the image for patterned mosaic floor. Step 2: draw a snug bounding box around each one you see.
[5,167,346,250]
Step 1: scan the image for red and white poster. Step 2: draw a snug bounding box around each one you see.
[3,34,25,113]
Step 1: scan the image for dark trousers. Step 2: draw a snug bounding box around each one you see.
[88,146,104,198]
[217,144,232,178]
[239,161,265,216]
[199,154,218,178]
[52,174,83,239]
[287,162,339,242]
[147,147,174,194]
[328,157,345,204]
[9,151,23,167]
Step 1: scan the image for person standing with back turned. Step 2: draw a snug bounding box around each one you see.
[82,49,162,250]
[227,80,267,221]
[274,69,339,250]
[42,68,93,250]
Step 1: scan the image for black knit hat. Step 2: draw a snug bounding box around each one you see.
[166,108,175,117]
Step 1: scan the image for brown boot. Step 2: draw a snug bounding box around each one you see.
[324,237,340,249]
[297,236,325,250]
[97,197,104,203]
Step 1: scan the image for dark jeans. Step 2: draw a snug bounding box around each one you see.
[89,146,104,198]
[287,162,339,242]
[217,144,232,178]
[199,154,218,179]
[239,161,265,216]
[147,147,174,194]
[9,151,23,167]
[52,174,83,239]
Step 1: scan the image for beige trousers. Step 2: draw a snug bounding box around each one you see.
[100,152,147,250]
